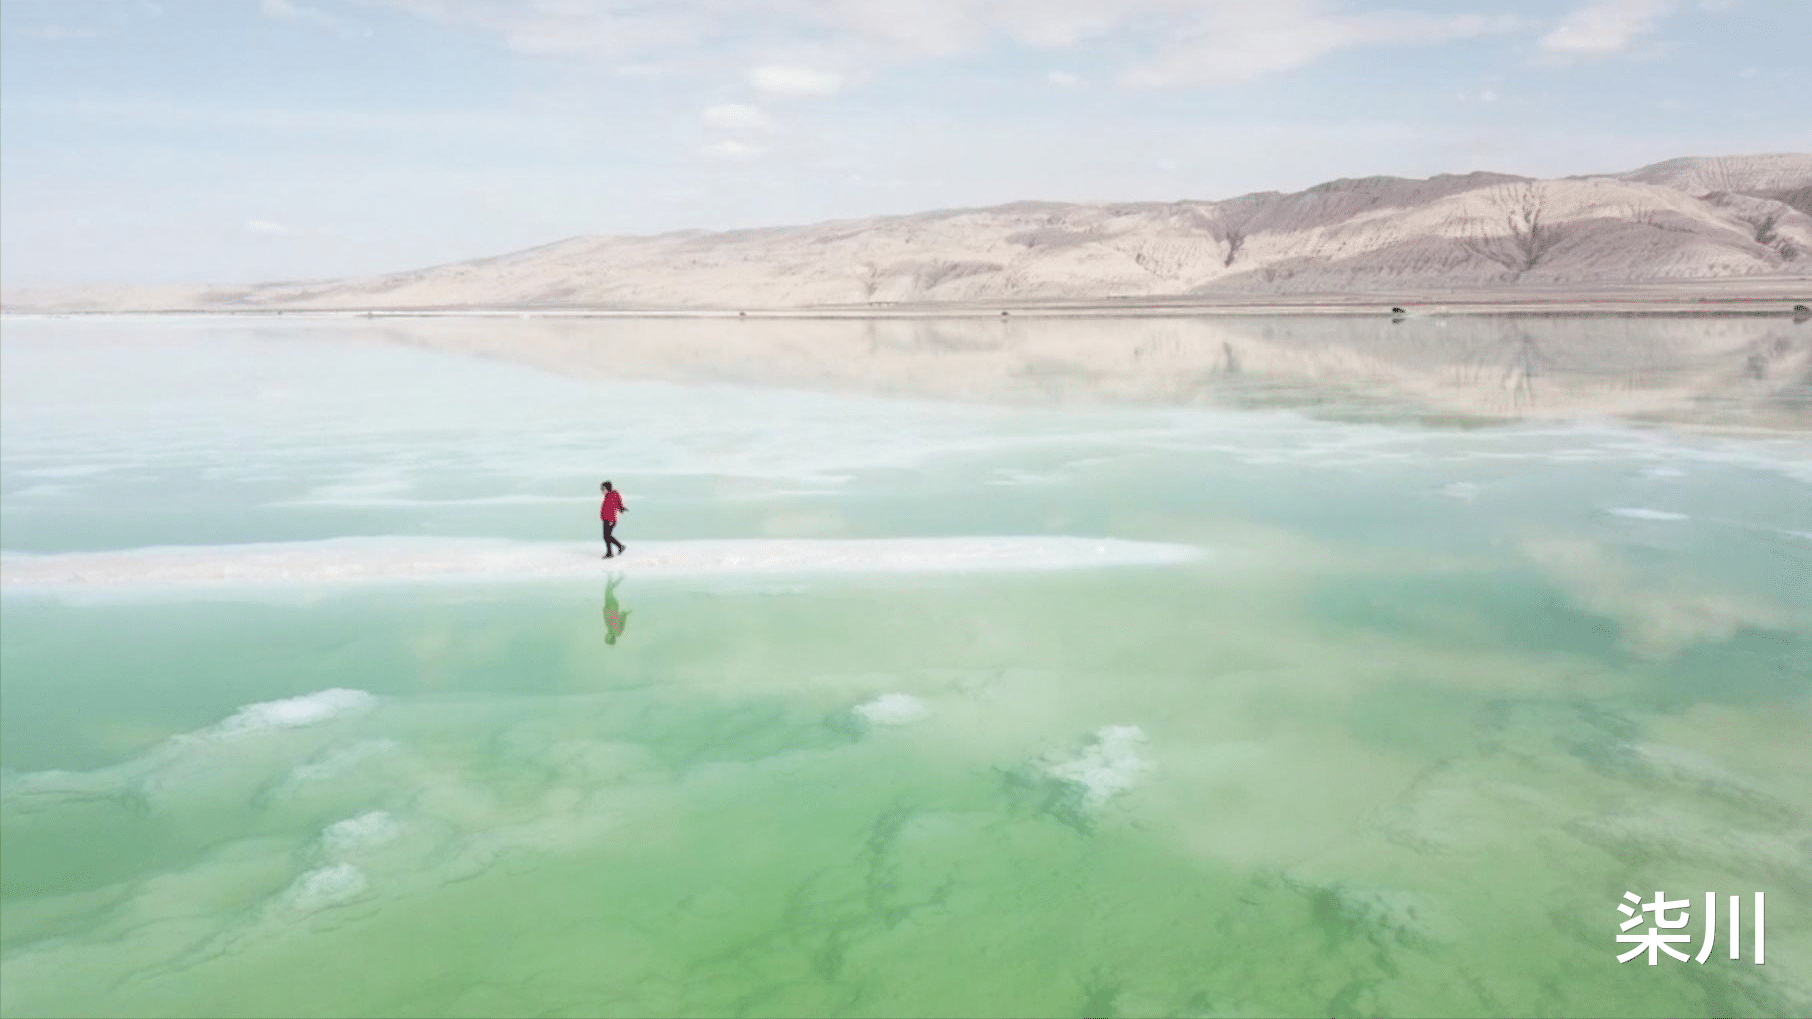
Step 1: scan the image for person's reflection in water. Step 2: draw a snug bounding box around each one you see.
[602,574,632,646]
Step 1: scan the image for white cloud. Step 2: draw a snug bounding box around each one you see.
[801,1,1128,55]
[246,219,291,235]
[28,24,101,41]
[12,1,156,41]
[994,4,1124,48]
[1121,2,1521,88]
[377,0,711,57]
[749,65,845,97]
[1538,0,1674,57]
[702,139,764,160]
[379,1,1128,68]
[803,0,984,57]
[260,0,355,34]
[20,96,560,143]
[374,2,1526,94]
[701,104,774,131]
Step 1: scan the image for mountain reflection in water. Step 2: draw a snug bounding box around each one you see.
[359,313,1812,429]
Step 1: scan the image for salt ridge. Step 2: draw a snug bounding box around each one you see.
[1607,507,1691,521]
[208,689,377,738]
[0,535,1202,593]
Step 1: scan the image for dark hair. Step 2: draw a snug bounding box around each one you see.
[601,481,613,490]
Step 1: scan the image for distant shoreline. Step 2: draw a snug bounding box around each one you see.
[5,304,1809,321]
[7,290,1805,431]
[6,277,1810,320]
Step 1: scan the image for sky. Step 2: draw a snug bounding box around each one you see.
[2,0,1808,286]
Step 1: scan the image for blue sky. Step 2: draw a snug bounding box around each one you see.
[2,0,1808,286]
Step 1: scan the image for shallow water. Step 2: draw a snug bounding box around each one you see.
[1,315,1808,1018]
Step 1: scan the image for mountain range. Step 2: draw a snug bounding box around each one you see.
[8,153,1811,312]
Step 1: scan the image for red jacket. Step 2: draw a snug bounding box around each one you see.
[600,490,624,523]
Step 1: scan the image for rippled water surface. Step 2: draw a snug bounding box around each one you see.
[2,314,1808,1017]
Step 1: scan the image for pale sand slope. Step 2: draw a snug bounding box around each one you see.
[7,154,1812,313]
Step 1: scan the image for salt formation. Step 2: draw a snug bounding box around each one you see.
[322,812,403,855]
[0,536,1202,595]
[208,689,377,738]
[283,863,370,912]
[1044,724,1150,810]
[852,693,930,726]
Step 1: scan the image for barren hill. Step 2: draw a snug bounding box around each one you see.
[10,153,1812,312]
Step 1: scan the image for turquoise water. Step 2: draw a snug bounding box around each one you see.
[1,315,1808,1017]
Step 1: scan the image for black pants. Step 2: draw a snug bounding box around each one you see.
[602,519,625,555]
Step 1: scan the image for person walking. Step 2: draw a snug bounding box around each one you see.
[599,480,627,558]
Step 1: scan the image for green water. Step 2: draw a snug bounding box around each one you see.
[1,315,1808,1017]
